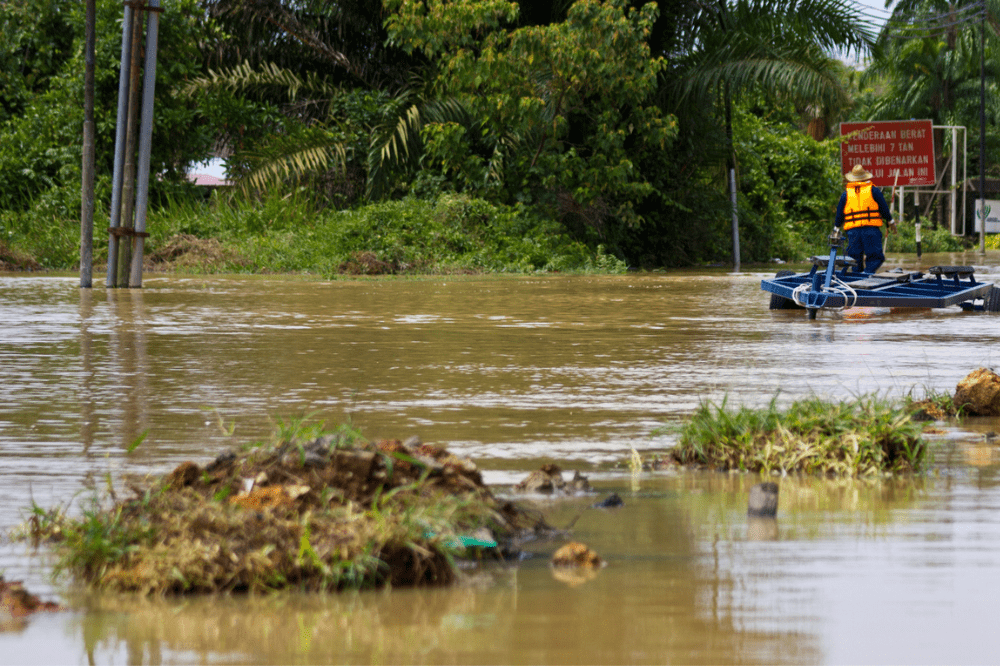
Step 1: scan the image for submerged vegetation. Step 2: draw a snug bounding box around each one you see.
[18,420,545,595]
[669,395,928,476]
[17,381,987,596]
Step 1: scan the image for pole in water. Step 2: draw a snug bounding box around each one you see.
[729,167,740,273]
[129,0,162,288]
[748,482,779,518]
[915,209,922,259]
[80,0,96,289]
[106,2,135,287]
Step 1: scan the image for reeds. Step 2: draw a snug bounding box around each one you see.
[670,395,928,476]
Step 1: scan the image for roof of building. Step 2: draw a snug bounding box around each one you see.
[186,173,231,187]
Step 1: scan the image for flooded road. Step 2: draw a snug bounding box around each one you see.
[2,252,1000,664]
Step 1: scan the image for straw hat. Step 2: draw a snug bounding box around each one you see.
[845,164,873,182]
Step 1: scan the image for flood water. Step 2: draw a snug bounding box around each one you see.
[2,251,1000,664]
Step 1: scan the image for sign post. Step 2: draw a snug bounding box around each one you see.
[840,120,937,187]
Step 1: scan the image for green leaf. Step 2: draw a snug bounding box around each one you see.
[126,430,149,454]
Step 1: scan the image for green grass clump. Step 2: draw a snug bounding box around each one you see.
[670,395,927,476]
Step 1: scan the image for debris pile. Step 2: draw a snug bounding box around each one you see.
[954,367,1000,416]
[550,541,605,587]
[551,542,603,568]
[25,431,549,595]
[909,368,1000,420]
[0,577,60,631]
[514,464,591,494]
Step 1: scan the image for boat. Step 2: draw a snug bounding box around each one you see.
[760,230,999,319]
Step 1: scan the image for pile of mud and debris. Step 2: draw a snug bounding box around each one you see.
[909,367,1000,420]
[25,431,552,595]
[0,577,61,631]
[146,234,250,272]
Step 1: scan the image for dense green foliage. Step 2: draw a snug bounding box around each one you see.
[884,218,970,253]
[0,0,996,274]
[859,0,1000,177]
[151,190,626,274]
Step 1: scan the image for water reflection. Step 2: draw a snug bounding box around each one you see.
[5,471,968,665]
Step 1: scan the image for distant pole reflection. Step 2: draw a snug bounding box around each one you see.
[106,288,150,454]
[78,289,96,456]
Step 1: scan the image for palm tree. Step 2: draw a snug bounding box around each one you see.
[187,62,473,202]
[663,0,880,268]
[188,0,482,203]
[863,0,993,125]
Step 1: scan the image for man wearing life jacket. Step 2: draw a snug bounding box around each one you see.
[834,164,896,273]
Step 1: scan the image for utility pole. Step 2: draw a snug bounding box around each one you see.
[979,9,986,254]
[105,0,161,288]
[80,0,96,288]
[129,0,161,288]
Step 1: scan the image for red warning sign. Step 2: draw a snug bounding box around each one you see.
[840,120,936,187]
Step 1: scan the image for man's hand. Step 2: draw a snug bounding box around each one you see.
[889,221,898,234]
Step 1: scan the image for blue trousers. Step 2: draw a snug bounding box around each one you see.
[846,225,885,274]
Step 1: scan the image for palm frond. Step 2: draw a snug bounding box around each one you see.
[365,91,472,199]
[238,128,349,193]
[185,61,339,102]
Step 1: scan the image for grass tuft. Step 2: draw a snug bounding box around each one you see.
[669,395,928,476]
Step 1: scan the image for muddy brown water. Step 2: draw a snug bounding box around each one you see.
[2,252,1000,664]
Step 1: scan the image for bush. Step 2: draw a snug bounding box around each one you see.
[139,190,626,276]
[721,107,846,264]
[884,219,970,253]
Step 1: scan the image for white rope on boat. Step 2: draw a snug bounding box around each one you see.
[791,276,858,311]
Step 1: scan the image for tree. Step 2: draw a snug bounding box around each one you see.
[862,0,997,124]
[0,0,75,125]
[660,0,879,264]
[0,0,246,211]
[385,0,678,239]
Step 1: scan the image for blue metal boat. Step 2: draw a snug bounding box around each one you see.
[760,231,999,319]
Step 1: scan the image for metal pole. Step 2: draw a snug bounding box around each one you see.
[729,168,740,272]
[724,82,740,273]
[980,12,987,254]
[80,0,96,289]
[951,126,958,234]
[963,126,968,235]
[118,9,145,287]
[107,2,134,288]
[129,0,161,288]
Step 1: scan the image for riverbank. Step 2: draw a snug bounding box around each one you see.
[1,193,627,275]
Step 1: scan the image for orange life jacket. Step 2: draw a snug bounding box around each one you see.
[843,181,883,230]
